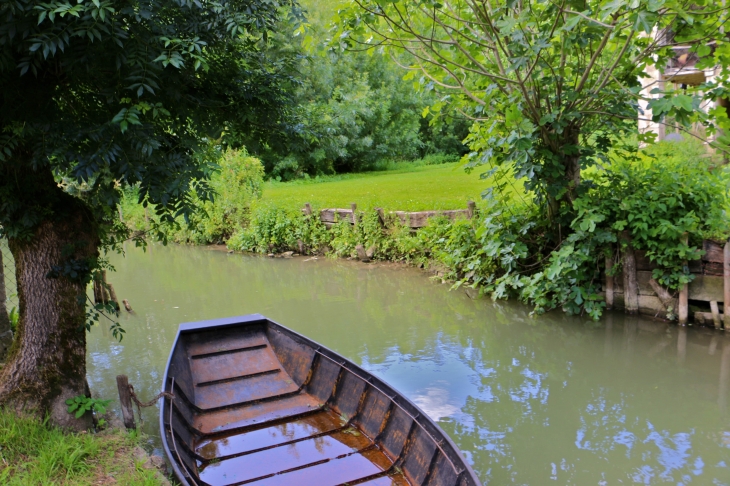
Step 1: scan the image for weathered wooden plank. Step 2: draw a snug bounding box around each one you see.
[704,261,724,276]
[703,239,725,263]
[380,407,413,460]
[688,275,724,303]
[679,234,689,325]
[393,210,470,228]
[320,209,355,224]
[332,372,367,421]
[355,389,391,438]
[402,426,438,486]
[266,328,316,387]
[306,357,340,403]
[634,250,656,271]
[622,232,639,314]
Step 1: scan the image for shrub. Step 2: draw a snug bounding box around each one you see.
[121,148,264,245]
[471,140,730,320]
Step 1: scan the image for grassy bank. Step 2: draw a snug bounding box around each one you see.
[0,410,169,485]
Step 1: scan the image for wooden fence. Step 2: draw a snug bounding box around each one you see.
[605,238,730,329]
[301,201,476,229]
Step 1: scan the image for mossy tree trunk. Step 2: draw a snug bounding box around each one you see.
[0,250,12,361]
[0,168,98,431]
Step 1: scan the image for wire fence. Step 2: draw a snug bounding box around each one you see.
[1,238,18,313]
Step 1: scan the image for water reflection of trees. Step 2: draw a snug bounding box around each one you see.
[91,246,730,484]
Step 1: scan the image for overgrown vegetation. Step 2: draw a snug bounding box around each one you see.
[238,0,470,180]
[0,409,167,485]
[122,148,265,245]
[218,140,730,321]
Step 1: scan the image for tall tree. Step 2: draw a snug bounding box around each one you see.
[0,0,295,428]
[335,0,730,224]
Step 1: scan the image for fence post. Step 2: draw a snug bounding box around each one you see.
[350,203,358,225]
[467,201,476,219]
[678,233,689,325]
[621,231,639,314]
[375,208,386,227]
[116,374,136,430]
[605,254,614,310]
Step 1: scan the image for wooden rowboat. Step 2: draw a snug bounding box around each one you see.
[160,314,482,486]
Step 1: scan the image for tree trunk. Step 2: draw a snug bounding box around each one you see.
[0,249,12,361]
[0,173,98,431]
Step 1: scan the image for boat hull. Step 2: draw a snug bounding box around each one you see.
[160,314,481,486]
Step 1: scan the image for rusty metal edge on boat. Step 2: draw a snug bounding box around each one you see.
[159,314,482,486]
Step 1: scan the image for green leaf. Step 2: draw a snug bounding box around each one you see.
[672,95,694,112]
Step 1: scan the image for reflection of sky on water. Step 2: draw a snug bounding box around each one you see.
[358,335,730,485]
[359,338,492,424]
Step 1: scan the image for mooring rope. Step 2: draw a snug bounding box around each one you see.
[128,383,174,424]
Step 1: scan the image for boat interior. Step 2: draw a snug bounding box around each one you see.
[161,317,477,486]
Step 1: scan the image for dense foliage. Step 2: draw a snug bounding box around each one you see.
[219,141,730,320]
[0,0,295,239]
[123,148,265,245]
[243,0,470,180]
[0,0,297,424]
[335,0,730,231]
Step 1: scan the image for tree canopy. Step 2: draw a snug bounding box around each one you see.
[335,0,730,221]
[0,0,297,238]
[0,0,296,427]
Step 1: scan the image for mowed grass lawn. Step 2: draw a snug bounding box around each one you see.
[260,162,510,211]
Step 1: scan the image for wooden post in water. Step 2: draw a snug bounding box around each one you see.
[107,283,120,312]
[605,254,614,310]
[722,241,730,331]
[678,233,689,325]
[116,374,136,430]
[467,201,476,219]
[122,299,134,313]
[621,231,639,314]
[711,301,723,329]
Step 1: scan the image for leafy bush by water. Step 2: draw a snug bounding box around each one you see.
[121,148,264,245]
[230,141,730,321]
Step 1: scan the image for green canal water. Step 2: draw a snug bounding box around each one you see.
[87,244,730,485]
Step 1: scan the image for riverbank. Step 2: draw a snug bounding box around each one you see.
[0,409,171,485]
[116,140,730,323]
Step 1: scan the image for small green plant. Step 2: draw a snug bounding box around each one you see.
[65,396,112,419]
[8,306,18,333]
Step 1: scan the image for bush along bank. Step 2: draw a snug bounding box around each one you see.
[120,140,729,322]
[226,141,730,322]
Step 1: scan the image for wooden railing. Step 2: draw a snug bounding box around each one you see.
[301,201,476,229]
